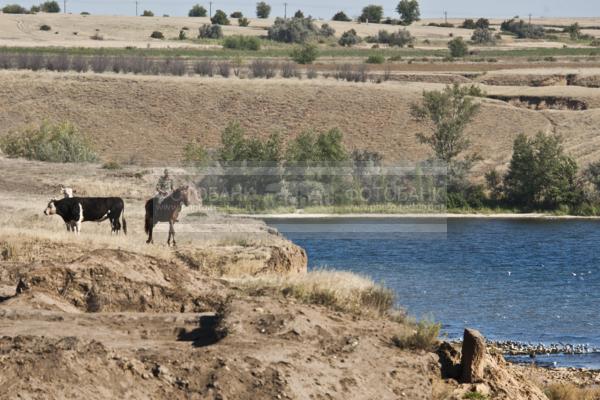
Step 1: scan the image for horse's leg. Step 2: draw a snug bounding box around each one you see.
[146,221,154,244]
[168,220,176,247]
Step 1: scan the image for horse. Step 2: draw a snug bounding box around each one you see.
[144,186,194,246]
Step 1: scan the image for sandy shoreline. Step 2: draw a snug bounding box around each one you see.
[231,212,600,220]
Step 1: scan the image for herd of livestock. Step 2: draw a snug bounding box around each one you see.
[43,185,196,246]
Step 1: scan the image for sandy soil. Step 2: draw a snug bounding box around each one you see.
[0,156,594,400]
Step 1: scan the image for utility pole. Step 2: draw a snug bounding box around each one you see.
[135,0,138,16]
[209,2,213,18]
[284,2,287,19]
[64,0,66,13]
[529,13,532,35]
[444,11,447,24]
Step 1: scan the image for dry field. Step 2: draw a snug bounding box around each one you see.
[0,13,598,49]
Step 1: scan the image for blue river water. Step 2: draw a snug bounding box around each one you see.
[264,217,600,368]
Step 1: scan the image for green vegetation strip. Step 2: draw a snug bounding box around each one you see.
[0,45,598,59]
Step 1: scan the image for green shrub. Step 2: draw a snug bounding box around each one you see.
[2,4,28,14]
[391,319,440,351]
[319,23,335,38]
[462,19,477,29]
[332,11,351,22]
[591,38,600,47]
[471,28,494,44]
[188,4,207,17]
[339,29,361,47]
[290,43,318,64]
[223,35,261,50]
[141,10,154,17]
[448,37,468,57]
[150,31,164,39]
[230,11,243,18]
[268,17,320,43]
[30,5,40,13]
[183,141,208,165]
[178,30,186,40]
[0,122,98,163]
[211,9,230,25]
[80,11,89,15]
[501,18,545,39]
[256,1,271,18]
[366,54,385,64]
[463,393,488,400]
[39,24,52,31]
[376,29,414,47]
[199,24,223,39]
[40,1,60,13]
[238,17,250,27]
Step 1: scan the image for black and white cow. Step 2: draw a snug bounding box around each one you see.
[44,197,127,235]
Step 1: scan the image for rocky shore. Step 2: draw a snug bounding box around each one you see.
[490,340,597,356]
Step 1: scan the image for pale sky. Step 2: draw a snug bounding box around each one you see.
[4,0,598,19]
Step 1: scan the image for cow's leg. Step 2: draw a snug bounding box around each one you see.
[75,203,83,235]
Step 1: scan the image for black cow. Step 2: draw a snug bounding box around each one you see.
[44,197,127,235]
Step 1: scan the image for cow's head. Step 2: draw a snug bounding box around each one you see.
[61,187,74,198]
[44,200,57,216]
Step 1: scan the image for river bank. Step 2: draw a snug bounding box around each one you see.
[232,212,600,220]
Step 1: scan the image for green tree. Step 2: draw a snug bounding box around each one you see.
[256,2,271,18]
[485,169,503,203]
[290,43,318,64]
[411,84,482,205]
[396,0,420,25]
[332,11,351,22]
[2,4,28,13]
[584,161,600,194]
[448,37,468,57]
[359,5,384,23]
[188,4,207,17]
[40,1,60,13]
[504,133,581,209]
[141,10,154,16]
[211,9,230,25]
[294,10,304,18]
[411,84,480,164]
[475,18,490,29]
[565,23,581,40]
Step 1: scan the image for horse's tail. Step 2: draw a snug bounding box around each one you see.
[144,199,151,234]
[121,204,127,235]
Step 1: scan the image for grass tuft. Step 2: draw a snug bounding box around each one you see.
[544,384,600,400]
[392,318,441,351]
[233,269,395,317]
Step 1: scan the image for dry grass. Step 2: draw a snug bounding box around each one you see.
[391,318,441,351]
[3,70,600,175]
[232,269,395,317]
[544,384,600,400]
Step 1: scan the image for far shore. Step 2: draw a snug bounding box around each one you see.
[230,212,600,220]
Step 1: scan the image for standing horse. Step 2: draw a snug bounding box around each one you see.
[144,186,193,246]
